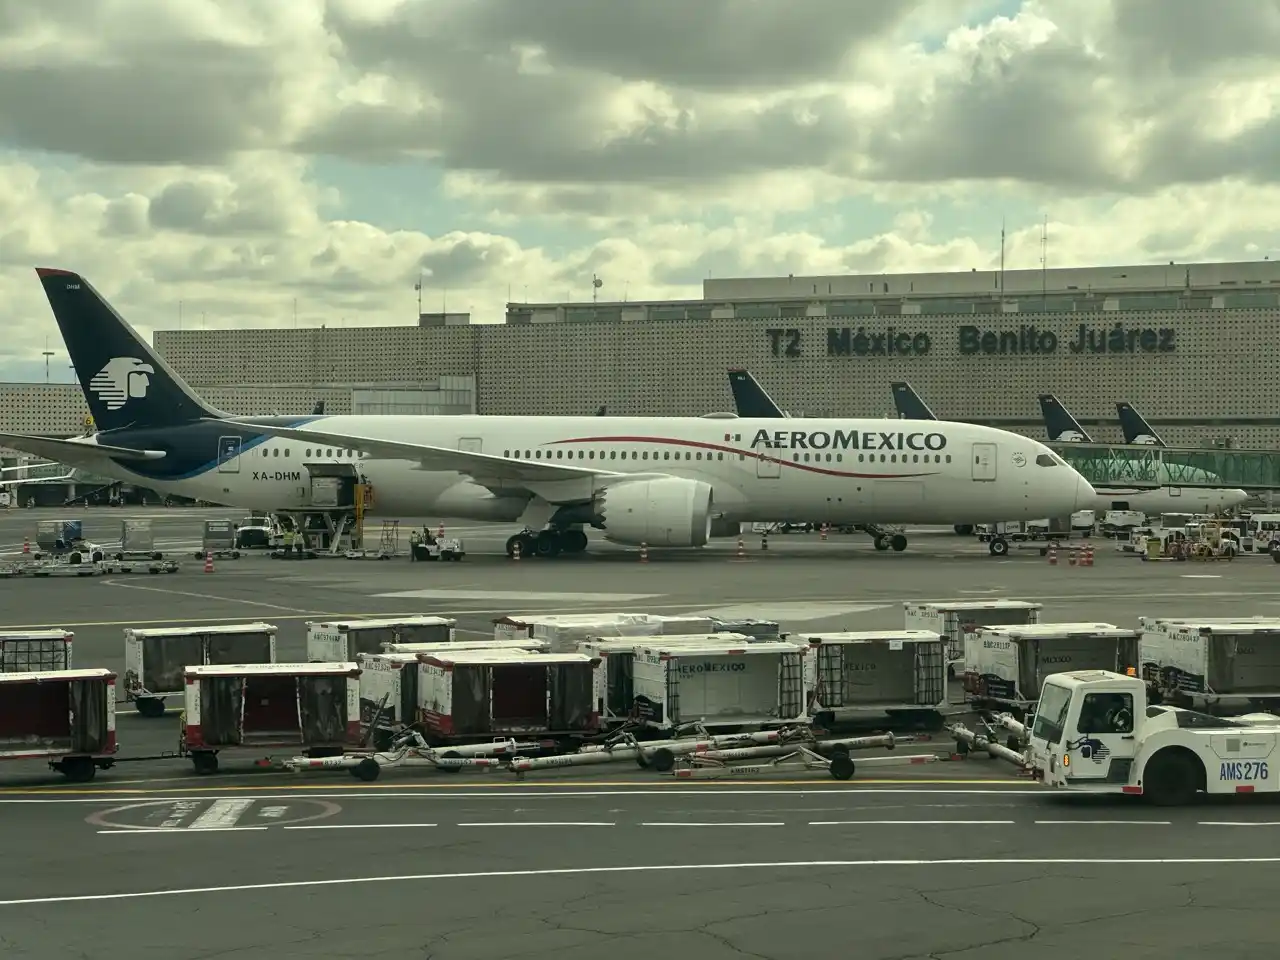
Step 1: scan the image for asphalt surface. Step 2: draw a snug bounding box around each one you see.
[2,508,1280,957]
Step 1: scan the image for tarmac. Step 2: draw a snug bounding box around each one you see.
[2,507,1280,958]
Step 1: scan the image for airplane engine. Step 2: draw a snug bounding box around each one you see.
[595,478,713,547]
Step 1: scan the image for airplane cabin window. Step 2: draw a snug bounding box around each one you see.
[283,448,289,457]
[272,448,279,457]
[306,448,312,457]
[1036,454,1058,467]
[945,455,952,463]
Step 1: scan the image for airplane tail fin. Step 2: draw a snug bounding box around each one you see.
[1039,394,1093,443]
[35,268,227,433]
[1116,402,1164,446]
[890,382,937,420]
[728,369,786,418]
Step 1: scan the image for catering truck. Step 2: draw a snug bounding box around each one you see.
[1027,669,1280,805]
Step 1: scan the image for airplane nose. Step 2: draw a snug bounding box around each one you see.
[1075,474,1096,511]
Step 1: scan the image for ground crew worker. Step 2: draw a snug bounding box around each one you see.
[282,527,294,557]
[295,526,305,557]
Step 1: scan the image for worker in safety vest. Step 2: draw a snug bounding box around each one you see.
[282,528,294,555]
[295,526,305,557]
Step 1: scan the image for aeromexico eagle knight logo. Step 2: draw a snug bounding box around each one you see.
[89,357,155,410]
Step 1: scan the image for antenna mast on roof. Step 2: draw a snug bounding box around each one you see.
[1039,215,1049,301]
[999,218,1006,296]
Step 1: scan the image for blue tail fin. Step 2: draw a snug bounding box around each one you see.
[1116,402,1164,446]
[36,268,226,433]
[728,369,786,418]
[1039,394,1093,443]
[890,382,937,420]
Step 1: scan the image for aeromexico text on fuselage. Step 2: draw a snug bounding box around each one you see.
[750,428,948,452]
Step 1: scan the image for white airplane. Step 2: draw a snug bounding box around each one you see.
[0,268,1095,559]
[1039,395,1249,515]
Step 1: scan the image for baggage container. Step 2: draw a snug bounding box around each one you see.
[904,599,1042,673]
[1140,620,1280,697]
[966,622,1139,709]
[35,519,82,553]
[417,650,599,740]
[494,613,664,651]
[306,616,456,662]
[709,617,781,640]
[0,630,73,672]
[199,519,239,559]
[580,633,753,724]
[124,622,277,716]
[631,640,808,730]
[0,668,117,781]
[798,630,947,719]
[120,518,155,553]
[181,662,362,774]
[359,640,549,746]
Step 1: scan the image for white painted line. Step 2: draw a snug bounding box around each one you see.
[641,822,786,827]
[810,820,1014,826]
[6,857,1280,906]
[457,822,615,827]
[1035,820,1171,825]
[1198,821,1280,826]
[98,828,269,835]
[374,589,662,602]
[189,799,254,830]
[284,824,438,830]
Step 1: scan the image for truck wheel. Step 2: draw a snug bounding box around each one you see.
[1144,750,1200,806]
[135,697,166,718]
[191,751,219,775]
[829,755,856,780]
[648,747,676,773]
[59,757,96,783]
[989,538,1009,557]
[351,758,380,782]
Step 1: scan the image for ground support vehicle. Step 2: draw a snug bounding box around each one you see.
[1027,669,1280,805]
[282,730,546,781]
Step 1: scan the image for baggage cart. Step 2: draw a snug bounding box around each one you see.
[124,622,278,717]
[798,630,948,724]
[0,630,73,672]
[631,640,809,731]
[196,519,241,560]
[0,669,117,781]
[30,559,114,577]
[306,616,457,662]
[579,633,754,726]
[904,599,1043,679]
[381,639,549,655]
[966,622,1139,714]
[1139,619,1280,705]
[181,662,363,774]
[416,650,600,742]
[494,613,666,651]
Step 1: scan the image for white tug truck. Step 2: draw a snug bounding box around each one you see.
[1027,669,1280,805]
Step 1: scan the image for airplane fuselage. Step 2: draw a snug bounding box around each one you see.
[60,415,1090,526]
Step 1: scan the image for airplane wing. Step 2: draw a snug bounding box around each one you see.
[237,422,628,500]
[0,432,166,466]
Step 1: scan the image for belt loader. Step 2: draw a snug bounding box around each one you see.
[1027,668,1280,805]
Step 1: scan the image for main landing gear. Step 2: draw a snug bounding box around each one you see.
[866,524,908,553]
[505,528,590,559]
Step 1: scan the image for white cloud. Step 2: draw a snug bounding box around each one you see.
[1,0,1279,378]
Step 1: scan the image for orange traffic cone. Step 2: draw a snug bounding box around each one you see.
[204,550,214,573]
[639,542,649,563]
[820,524,828,542]
[512,540,522,562]
[1047,543,1057,565]
[1083,544,1094,567]
[436,522,444,539]
[1068,547,1078,567]
[22,536,29,554]
[733,536,747,560]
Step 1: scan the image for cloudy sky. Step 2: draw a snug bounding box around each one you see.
[1,0,1277,382]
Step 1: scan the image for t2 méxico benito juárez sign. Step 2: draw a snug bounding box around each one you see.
[766,324,1177,358]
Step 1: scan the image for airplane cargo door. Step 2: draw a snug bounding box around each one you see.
[756,451,781,479]
[971,443,997,482]
[217,436,241,474]
[458,437,483,453]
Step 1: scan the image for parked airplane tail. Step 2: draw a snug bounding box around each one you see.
[1038,394,1093,443]
[727,369,785,418]
[35,268,227,433]
[890,382,938,420]
[1116,402,1165,446]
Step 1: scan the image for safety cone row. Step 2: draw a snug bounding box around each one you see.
[639,542,649,563]
[203,550,214,573]
[512,541,522,562]
[1047,543,1057,565]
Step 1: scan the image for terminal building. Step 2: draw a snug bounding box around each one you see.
[4,259,1280,473]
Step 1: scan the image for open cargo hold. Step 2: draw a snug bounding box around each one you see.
[798,630,947,717]
[1140,620,1280,697]
[181,662,362,774]
[124,622,277,716]
[0,669,116,781]
[357,641,549,744]
[0,630,73,672]
[631,640,808,729]
[579,633,753,723]
[966,622,1140,706]
[417,650,600,740]
[306,616,456,662]
[494,613,715,652]
[903,599,1042,671]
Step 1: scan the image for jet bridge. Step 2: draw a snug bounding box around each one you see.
[1052,442,1280,491]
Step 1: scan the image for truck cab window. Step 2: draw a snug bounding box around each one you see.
[1078,692,1135,734]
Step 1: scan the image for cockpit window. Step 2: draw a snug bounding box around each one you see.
[1036,454,1058,467]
